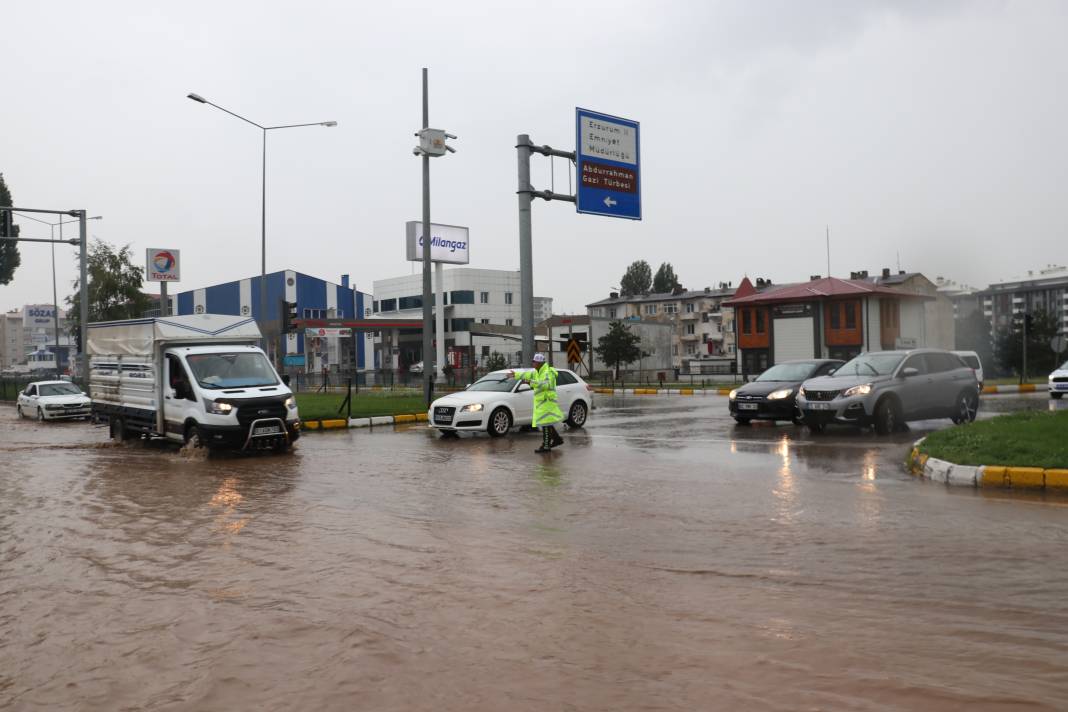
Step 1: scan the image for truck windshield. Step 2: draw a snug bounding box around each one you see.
[186,352,278,389]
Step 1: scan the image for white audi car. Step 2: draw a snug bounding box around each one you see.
[429,368,593,436]
[16,380,92,421]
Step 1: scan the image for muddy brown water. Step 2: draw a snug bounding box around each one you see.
[2,395,1066,711]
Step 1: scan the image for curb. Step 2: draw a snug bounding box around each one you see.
[981,383,1048,394]
[593,387,733,396]
[301,412,428,432]
[906,437,1068,490]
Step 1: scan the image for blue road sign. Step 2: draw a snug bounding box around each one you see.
[575,108,641,220]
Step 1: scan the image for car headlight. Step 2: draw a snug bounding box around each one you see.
[207,400,233,415]
[798,385,806,398]
[285,396,297,410]
[767,388,794,400]
[843,384,872,397]
[728,389,738,400]
[460,403,484,413]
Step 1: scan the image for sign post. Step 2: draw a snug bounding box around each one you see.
[145,248,180,317]
[575,108,641,220]
[406,221,469,387]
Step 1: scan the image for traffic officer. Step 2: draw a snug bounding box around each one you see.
[510,353,565,453]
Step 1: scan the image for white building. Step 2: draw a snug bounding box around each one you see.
[372,268,553,371]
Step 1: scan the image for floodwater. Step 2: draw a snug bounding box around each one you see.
[2,394,1067,711]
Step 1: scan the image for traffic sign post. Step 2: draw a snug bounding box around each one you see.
[575,108,641,220]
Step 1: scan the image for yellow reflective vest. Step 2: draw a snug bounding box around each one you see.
[515,364,564,427]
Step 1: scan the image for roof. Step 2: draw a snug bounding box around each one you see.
[723,276,932,306]
[537,314,591,329]
[586,287,735,308]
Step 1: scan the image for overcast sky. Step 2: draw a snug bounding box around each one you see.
[2,0,1065,314]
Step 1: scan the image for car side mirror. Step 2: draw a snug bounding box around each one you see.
[902,367,919,378]
[827,368,837,376]
[281,374,291,386]
[464,383,471,390]
[517,383,532,393]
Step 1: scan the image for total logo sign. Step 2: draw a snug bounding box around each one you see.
[146,248,181,282]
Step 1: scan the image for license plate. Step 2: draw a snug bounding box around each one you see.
[253,425,282,435]
[808,402,831,411]
[738,403,758,411]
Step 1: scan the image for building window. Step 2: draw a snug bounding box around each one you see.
[451,318,473,332]
[480,291,489,304]
[672,345,679,355]
[830,304,841,329]
[399,295,422,310]
[372,300,379,312]
[685,303,695,313]
[664,303,678,314]
[755,309,765,334]
[741,309,752,334]
[685,323,696,335]
[380,298,396,312]
[645,304,658,315]
[504,292,513,305]
[608,308,617,319]
[302,308,325,319]
[450,290,475,305]
[481,345,490,357]
[480,318,490,324]
[505,318,514,326]
[686,343,697,355]
[844,302,857,329]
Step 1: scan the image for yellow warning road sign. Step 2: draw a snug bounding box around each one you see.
[566,338,583,364]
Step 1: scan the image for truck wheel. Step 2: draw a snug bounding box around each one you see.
[874,398,900,435]
[110,417,128,442]
[185,423,205,449]
[487,407,511,437]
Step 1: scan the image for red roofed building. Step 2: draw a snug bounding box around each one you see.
[724,276,933,374]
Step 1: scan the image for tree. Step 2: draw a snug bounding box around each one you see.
[652,262,682,293]
[66,240,151,345]
[619,260,652,296]
[485,351,507,371]
[594,320,642,379]
[994,307,1059,380]
[0,173,21,285]
[954,309,994,374]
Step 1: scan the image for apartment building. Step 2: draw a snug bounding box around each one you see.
[977,264,1068,336]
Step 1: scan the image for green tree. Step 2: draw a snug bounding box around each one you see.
[66,240,151,344]
[0,173,22,285]
[994,307,1059,380]
[594,320,642,378]
[954,309,994,375]
[652,262,682,293]
[619,260,652,296]
[485,351,507,371]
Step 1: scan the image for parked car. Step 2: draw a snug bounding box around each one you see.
[1049,359,1068,400]
[729,359,844,424]
[797,349,979,434]
[428,368,593,436]
[16,380,92,421]
[953,350,985,390]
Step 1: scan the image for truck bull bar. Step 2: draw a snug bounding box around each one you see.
[242,417,290,451]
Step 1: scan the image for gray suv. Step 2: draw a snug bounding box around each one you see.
[797,349,979,434]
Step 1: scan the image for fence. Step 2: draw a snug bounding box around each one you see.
[0,376,35,402]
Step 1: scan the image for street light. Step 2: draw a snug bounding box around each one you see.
[14,212,102,376]
[186,92,337,354]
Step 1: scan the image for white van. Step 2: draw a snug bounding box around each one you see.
[88,314,300,451]
[952,350,985,390]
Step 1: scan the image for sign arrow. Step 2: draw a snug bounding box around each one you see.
[603,196,617,208]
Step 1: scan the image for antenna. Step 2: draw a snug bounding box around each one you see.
[825,225,831,278]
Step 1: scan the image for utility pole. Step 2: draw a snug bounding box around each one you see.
[516,135,534,363]
[421,68,433,408]
[78,211,88,380]
[1022,311,1029,385]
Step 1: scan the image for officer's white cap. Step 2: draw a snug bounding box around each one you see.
[533,353,547,363]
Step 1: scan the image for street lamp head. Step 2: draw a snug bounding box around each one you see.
[321,121,338,127]
[187,93,207,104]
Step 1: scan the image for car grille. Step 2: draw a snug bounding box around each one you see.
[1053,377,1068,383]
[805,389,839,402]
[735,393,764,402]
[235,397,288,426]
[434,405,455,425]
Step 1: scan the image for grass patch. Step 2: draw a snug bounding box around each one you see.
[920,410,1068,469]
[295,392,426,421]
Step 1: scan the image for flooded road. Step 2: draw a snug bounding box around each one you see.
[2,394,1067,711]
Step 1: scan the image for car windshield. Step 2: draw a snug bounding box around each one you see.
[836,353,904,376]
[756,363,818,382]
[39,383,83,397]
[467,373,518,392]
[186,352,278,389]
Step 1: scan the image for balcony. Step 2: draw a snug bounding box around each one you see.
[680,311,699,320]
[680,332,700,341]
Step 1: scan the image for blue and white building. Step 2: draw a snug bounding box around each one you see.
[176,270,373,373]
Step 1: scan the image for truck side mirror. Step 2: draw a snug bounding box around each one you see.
[281,374,291,386]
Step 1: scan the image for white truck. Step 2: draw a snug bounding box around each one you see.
[88,314,300,451]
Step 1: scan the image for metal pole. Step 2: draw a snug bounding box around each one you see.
[160,281,169,317]
[52,223,60,376]
[435,261,445,381]
[517,134,534,362]
[260,129,268,350]
[78,211,88,381]
[421,68,434,407]
[1022,311,1028,384]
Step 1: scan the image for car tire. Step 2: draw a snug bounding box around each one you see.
[951,390,979,424]
[566,401,588,428]
[16,404,22,419]
[439,429,460,438]
[487,407,511,437]
[36,407,45,422]
[806,420,825,433]
[185,423,205,449]
[1053,393,1064,400]
[874,397,900,435]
